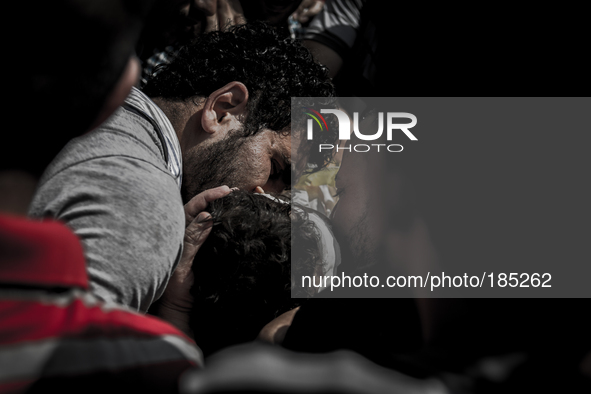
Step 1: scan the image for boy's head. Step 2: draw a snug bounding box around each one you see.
[190,190,322,356]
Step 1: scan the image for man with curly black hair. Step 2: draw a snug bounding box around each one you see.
[30,22,337,313]
[143,21,337,200]
[190,190,329,356]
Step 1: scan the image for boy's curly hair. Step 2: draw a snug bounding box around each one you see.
[190,191,321,356]
[142,21,338,171]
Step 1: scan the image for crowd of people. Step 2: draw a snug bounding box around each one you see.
[1,0,590,393]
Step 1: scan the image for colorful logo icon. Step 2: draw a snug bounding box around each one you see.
[303,107,329,132]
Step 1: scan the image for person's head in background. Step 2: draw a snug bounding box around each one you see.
[142,22,336,200]
[2,0,152,214]
[190,190,322,357]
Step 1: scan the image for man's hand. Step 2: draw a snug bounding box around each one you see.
[204,0,246,33]
[291,0,325,24]
[217,0,246,29]
[157,185,232,337]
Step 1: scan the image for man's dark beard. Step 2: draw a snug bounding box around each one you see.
[181,132,248,203]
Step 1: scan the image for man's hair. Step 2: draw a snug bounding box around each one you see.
[190,191,321,356]
[142,22,338,170]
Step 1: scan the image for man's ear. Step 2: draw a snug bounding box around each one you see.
[201,82,249,135]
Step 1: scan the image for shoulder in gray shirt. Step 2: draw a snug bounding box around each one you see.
[29,105,185,312]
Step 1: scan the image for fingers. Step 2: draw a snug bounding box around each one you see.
[292,0,325,23]
[182,184,234,265]
[204,13,219,33]
[184,211,213,247]
[176,211,215,280]
[185,185,231,225]
[255,186,265,194]
[217,0,246,29]
[293,0,314,18]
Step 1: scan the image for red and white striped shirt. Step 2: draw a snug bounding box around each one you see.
[0,215,202,393]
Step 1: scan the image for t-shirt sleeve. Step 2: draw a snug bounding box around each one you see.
[29,155,185,312]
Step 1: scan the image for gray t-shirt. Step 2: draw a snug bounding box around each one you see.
[29,104,185,312]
